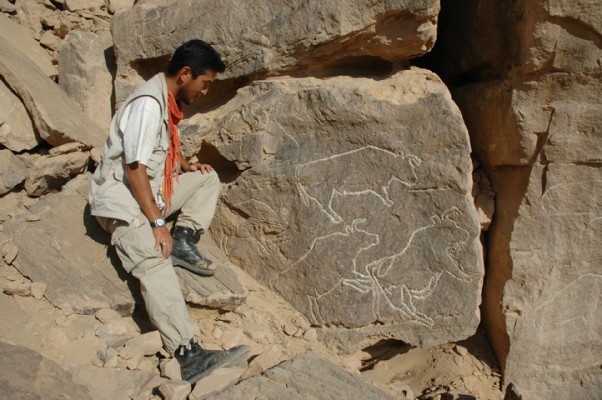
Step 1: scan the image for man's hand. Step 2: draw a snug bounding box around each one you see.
[153,225,173,258]
[189,163,213,174]
[180,156,213,174]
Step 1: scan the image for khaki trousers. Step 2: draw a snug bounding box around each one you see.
[97,171,221,354]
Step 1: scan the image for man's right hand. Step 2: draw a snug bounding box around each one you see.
[125,162,173,259]
[153,225,172,259]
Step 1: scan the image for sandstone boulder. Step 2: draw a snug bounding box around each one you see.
[0,13,56,78]
[25,149,90,196]
[0,79,40,152]
[0,150,27,195]
[212,352,396,399]
[445,0,602,398]
[203,68,483,351]
[71,364,163,400]
[0,339,93,400]
[0,35,105,148]
[59,30,115,131]
[110,0,439,102]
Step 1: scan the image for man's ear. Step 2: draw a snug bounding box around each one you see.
[177,66,192,83]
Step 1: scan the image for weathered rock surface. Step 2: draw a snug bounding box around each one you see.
[212,352,396,399]
[3,172,248,315]
[110,0,440,102]
[0,13,56,78]
[71,364,162,400]
[25,150,90,196]
[204,68,483,351]
[0,34,106,148]
[59,30,115,131]
[0,339,93,400]
[0,149,27,195]
[440,0,602,398]
[0,77,40,152]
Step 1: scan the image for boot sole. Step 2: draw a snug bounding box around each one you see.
[171,256,217,277]
[185,345,251,385]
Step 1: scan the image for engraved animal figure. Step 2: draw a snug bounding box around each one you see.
[295,146,421,223]
[270,220,379,324]
[363,208,472,327]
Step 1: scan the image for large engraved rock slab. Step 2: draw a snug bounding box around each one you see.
[206,69,483,349]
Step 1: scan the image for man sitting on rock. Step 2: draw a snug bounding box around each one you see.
[89,39,249,384]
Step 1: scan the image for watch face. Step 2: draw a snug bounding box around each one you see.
[155,218,165,227]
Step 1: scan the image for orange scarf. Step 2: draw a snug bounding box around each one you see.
[164,88,183,213]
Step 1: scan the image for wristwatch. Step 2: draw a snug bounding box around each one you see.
[150,217,166,228]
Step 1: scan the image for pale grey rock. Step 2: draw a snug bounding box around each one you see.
[188,365,245,400]
[159,380,191,400]
[2,242,19,265]
[95,317,129,337]
[0,35,105,148]
[59,30,115,131]
[72,365,163,400]
[2,280,31,297]
[95,308,121,323]
[108,0,134,14]
[42,336,107,370]
[212,352,395,399]
[124,330,162,356]
[0,150,27,195]
[160,358,182,381]
[0,13,56,78]
[242,344,287,379]
[110,0,439,102]
[0,340,93,400]
[39,30,63,52]
[0,0,16,13]
[30,281,47,300]
[65,0,105,11]
[0,80,39,152]
[24,151,89,196]
[208,69,483,350]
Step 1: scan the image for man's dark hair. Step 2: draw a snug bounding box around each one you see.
[167,39,226,77]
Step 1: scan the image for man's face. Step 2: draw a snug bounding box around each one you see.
[179,69,217,105]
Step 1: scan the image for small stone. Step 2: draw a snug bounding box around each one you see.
[95,308,120,324]
[55,315,66,325]
[242,344,287,379]
[124,331,162,356]
[453,355,464,367]
[30,281,47,300]
[303,328,318,341]
[283,323,298,336]
[136,357,157,373]
[453,345,468,357]
[3,280,31,296]
[25,214,41,222]
[160,358,182,381]
[95,318,128,337]
[119,345,142,361]
[2,243,18,264]
[212,326,223,339]
[159,380,191,400]
[188,366,245,400]
[0,265,21,281]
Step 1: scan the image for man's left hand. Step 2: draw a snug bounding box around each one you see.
[189,163,213,174]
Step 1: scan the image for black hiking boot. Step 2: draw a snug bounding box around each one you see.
[175,340,250,384]
[171,226,216,277]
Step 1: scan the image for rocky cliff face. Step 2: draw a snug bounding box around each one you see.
[0,0,599,399]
